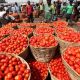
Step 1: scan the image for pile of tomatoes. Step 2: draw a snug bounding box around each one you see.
[56,27,80,43]
[49,57,71,80]
[12,27,33,36]
[53,20,68,28]
[0,35,28,54]
[19,23,34,28]
[34,27,54,35]
[0,54,30,80]
[30,35,58,47]
[0,28,14,40]
[3,23,17,29]
[0,28,13,36]
[29,61,48,80]
[63,46,80,74]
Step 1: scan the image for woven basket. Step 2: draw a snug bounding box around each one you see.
[0,52,31,80]
[62,44,80,80]
[55,36,72,53]
[55,36,77,53]
[30,45,57,63]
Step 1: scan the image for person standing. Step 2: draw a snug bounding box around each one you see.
[51,2,56,21]
[56,0,61,16]
[11,4,16,13]
[35,3,40,18]
[26,1,34,22]
[14,2,21,13]
[44,0,52,22]
[73,2,79,22]
[66,2,74,23]
[61,2,67,18]
[39,2,44,16]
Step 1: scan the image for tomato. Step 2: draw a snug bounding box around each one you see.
[15,75,23,80]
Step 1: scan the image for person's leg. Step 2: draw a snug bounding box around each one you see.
[69,14,73,23]
[27,15,30,22]
[75,14,78,22]
[30,13,34,23]
[66,14,69,22]
[0,22,2,28]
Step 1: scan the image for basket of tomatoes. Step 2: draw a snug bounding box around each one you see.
[49,57,71,80]
[62,44,80,80]
[0,34,29,59]
[55,27,80,53]
[29,35,58,62]
[0,52,31,80]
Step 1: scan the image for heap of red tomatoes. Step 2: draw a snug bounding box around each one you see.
[12,27,33,36]
[30,35,58,47]
[0,54,30,80]
[0,28,14,40]
[53,20,68,28]
[34,27,54,35]
[29,61,48,80]
[56,27,80,43]
[63,46,80,74]
[0,35,28,54]
[49,57,71,80]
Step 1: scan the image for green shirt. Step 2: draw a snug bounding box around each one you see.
[44,4,51,19]
[66,5,73,14]
[44,4,51,12]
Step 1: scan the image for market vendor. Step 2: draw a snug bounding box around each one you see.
[3,10,15,23]
[0,9,15,26]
